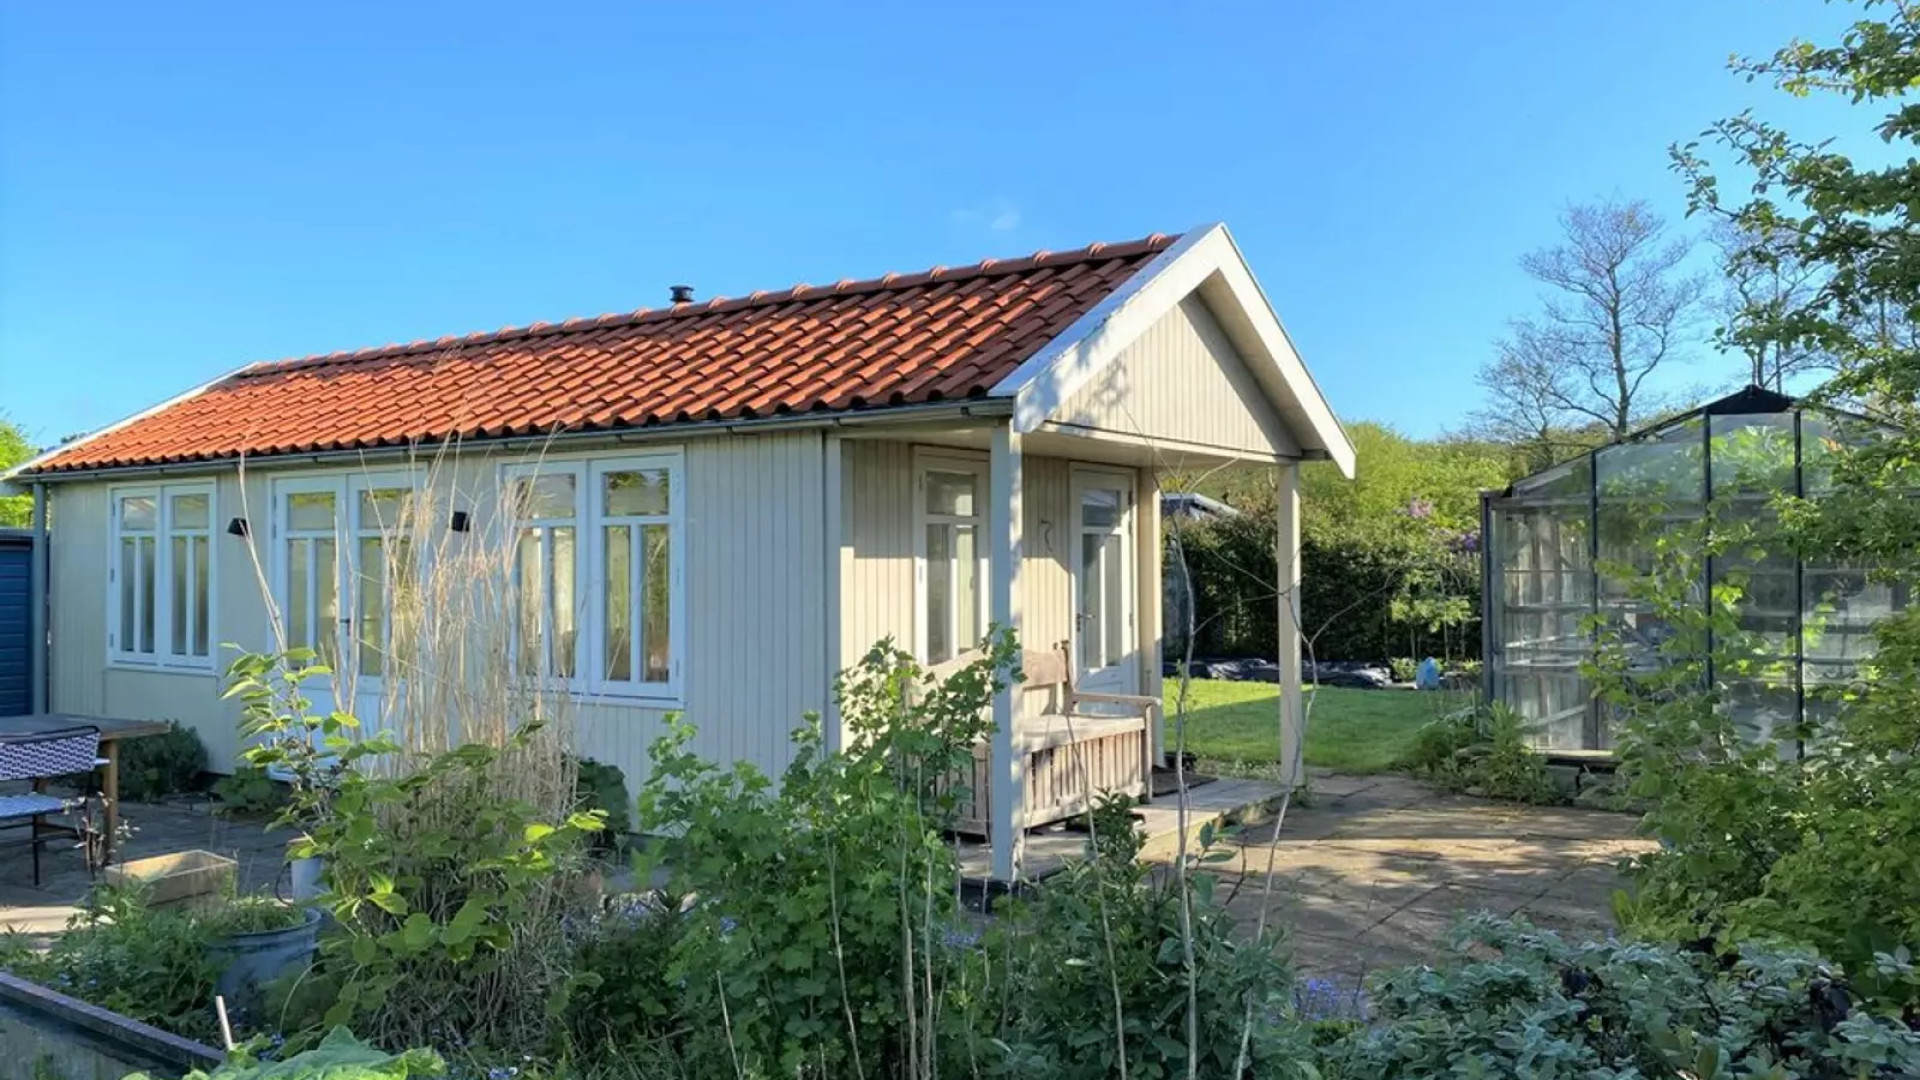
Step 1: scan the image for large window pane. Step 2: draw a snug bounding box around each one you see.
[1079,533,1102,671]
[1101,532,1124,666]
[288,538,311,653]
[289,491,336,531]
[170,536,189,655]
[358,537,386,677]
[359,488,413,530]
[119,538,137,651]
[192,537,210,657]
[137,538,155,654]
[171,493,209,531]
[121,496,156,531]
[515,531,542,676]
[926,524,953,664]
[516,474,577,521]
[953,524,978,656]
[314,538,338,669]
[604,525,632,682]
[926,472,976,517]
[552,527,577,678]
[1081,488,1121,530]
[604,470,669,517]
[641,525,671,683]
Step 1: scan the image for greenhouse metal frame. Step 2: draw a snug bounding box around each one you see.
[1479,386,1908,752]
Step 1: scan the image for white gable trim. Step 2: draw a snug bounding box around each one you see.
[1,364,250,491]
[989,222,1355,478]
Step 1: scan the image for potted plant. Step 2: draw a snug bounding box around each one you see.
[200,892,323,1012]
[223,649,400,903]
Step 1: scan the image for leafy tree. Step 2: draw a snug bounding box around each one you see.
[1710,218,1835,391]
[1169,424,1514,662]
[1674,0,1920,562]
[0,417,31,527]
[1595,0,1920,1011]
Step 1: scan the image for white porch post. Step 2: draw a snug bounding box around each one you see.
[821,432,845,753]
[1135,467,1164,770]
[1276,462,1304,790]
[988,423,1025,882]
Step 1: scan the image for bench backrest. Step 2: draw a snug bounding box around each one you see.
[923,642,1074,693]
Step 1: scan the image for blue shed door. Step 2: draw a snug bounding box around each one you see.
[0,534,32,716]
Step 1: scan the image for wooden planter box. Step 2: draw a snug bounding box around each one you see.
[103,850,236,907]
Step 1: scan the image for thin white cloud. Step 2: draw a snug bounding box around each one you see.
[952,199,1022,233]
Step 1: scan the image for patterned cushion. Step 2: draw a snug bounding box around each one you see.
[0,728,101,783]
[0,792,78,822]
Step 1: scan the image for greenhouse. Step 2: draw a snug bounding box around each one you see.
[1480,386,1908,752]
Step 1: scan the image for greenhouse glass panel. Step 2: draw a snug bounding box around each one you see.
[1594,418,1705,720]
[1492,453,1595,749]
[1709,414,1800,746]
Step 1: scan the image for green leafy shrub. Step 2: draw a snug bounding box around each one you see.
[212,766,290,817]
[1404,701,1561,804]
[117,721,209,801]
[129,1027,445,1080]
[559,895,690,1066]
[572,757,630,844]
[221,648,605,1053]
[1386,657,1417,683]
[1,886,218,1040]
[201,894,307,937]
[1315,915,1920,1078]
[582,633,1014,1078]
[953,797,1296,1079]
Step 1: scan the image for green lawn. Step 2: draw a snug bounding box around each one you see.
[1167,679,1468,774]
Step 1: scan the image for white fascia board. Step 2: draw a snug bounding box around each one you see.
[2,363,251,482]
[990,225,1219,431]
[1207,226,1356,478]
[993,222,1356,479]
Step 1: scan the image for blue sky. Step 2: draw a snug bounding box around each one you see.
[0,1,1875,447]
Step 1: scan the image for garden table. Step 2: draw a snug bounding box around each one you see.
[0,714,173,864]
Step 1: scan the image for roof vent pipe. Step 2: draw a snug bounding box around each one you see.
[669,285,695,305]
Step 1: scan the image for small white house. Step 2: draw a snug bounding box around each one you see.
[5,223,1352,881]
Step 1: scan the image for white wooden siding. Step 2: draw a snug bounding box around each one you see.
[839,440,916,669]
[837,440,1130,721]
[1050,294,1298,458]
[44,428,1164,793]
[45,432,830,791]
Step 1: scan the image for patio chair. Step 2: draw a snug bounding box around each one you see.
[0,725,105,886]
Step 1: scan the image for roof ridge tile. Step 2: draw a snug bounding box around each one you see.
[230,232,1176,378]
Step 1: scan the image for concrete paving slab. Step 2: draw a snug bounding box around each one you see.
[1145,773,1657,980]
[0,797,289,920]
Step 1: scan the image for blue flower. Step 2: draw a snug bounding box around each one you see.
[1292,976,1369,1022]
[940,925,983,950]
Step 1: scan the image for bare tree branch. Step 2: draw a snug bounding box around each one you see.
[1470,197,1708,457]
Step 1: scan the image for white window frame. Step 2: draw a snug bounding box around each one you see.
[108,481,217,670]
[501,450,686,703]
[1070,465,1138,689]
[913,449,990,666]
[268,469,427,691]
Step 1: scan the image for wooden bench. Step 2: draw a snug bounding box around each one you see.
[932,643,1157,837]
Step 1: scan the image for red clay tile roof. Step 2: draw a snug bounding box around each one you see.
[31,233,1178,474]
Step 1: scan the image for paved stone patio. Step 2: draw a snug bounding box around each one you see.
[0,793,288,934]
[3,771,1650,985]
[1186,770,1654,982]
